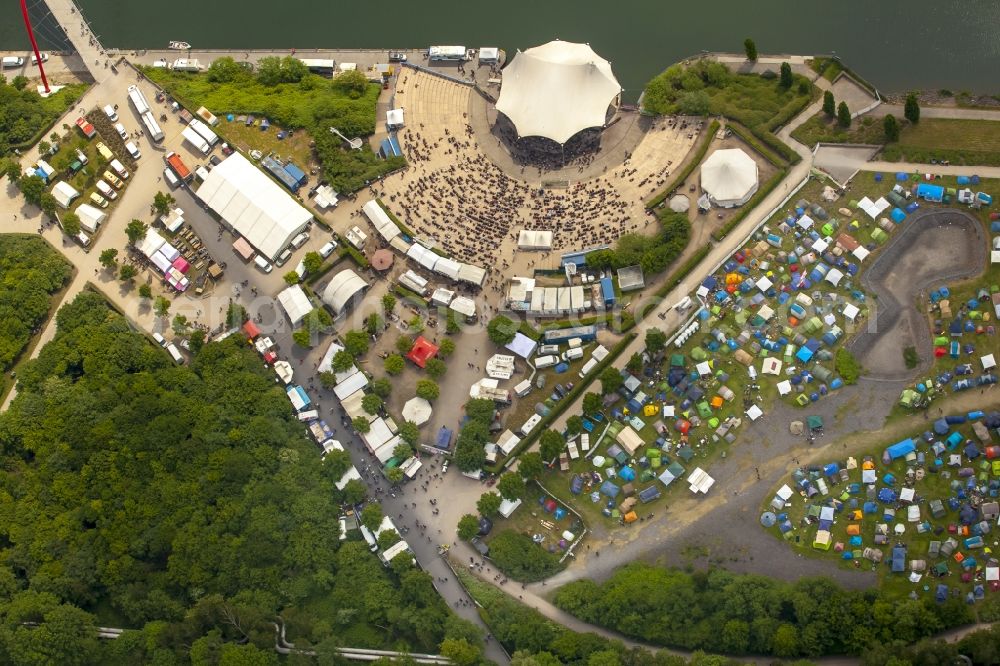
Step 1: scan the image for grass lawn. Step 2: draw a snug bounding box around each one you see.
[882,118,1000,167]
[791,112,886,147]
[810,57,844,82]
[216,120,315,169]
[704,73,813,134]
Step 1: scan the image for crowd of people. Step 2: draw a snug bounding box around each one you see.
[379,71,693,271]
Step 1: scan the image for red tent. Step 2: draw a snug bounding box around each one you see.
[406,335,439,368]
[242,320,261,340]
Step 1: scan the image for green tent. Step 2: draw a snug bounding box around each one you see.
[697,401,712,418]
[871,228,888,244]
[676,447,695,462]
[821,223,835,237]
[807,415,824,430]
[899,389,918,407]
[670,354,686,367]
[690,347,708,361]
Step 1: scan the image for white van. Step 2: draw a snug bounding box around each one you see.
[567,337,583,349]
[109,159,130,179]
[254,255,273,273]
[163,167,180,189]
[95,180,117,200]
[290,231,310,249]
[152,332,167,347]
[166,343,184,364]
[1,56,25,68]
[297,409,319,422]
[578,358,598,378]
[673,295,693,312]
[103,104,118,122]
[538,344,560,356]
[125,141,141,159]
[562,347,584,361]
[339,516,348,541]
[75,231,91,247]
[535,354,557,369]
[358,524,379,552]
[113,122,128,139]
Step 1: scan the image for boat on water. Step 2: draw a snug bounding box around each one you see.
[168,41,191,50]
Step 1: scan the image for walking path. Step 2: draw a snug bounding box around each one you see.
[867,103,1000,121]
[41,0,107,83]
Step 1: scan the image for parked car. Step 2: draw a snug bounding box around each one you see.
[388,51,407,62]
[275,248,293,267]
[103,104,118,122]
[114,122,128,139]
[103,171,124,189]
[89,192,109,208]
[30,52,48,65]
[290,232,310,249]
[319,240,338,258]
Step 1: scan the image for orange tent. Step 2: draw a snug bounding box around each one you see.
[624,511,638,523]
[710,396,724,409]
[846,524,861,536]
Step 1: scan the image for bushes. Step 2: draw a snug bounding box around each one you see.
[585,210,690,276]
[0,79,87,154]
[711,169,787,241]
[835,348,862,384]
[486,530,565,582]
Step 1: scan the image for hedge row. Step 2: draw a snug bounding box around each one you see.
[645,119,720,209]
[726,121,787,168]
[710,168,787,242]
[486,332,637,473]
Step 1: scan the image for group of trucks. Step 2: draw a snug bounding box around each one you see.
[181,117,219,156]
[127,85,165,143]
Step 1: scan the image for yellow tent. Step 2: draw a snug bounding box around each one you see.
[813,530,832,551]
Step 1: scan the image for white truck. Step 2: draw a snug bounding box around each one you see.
[188,118,219,146]
[140,112,164,142]
[181,127,210,155]
[127,84,150,115]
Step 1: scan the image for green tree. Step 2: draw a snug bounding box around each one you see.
[744,38,758,61]
[518,452,544,480]
[283,271,300,285]
[153,295,171,318]
[257,55,308,85]
[371,378,392,399]
[341,478,367,505]
[497,472,526,501]
[125,219,148,245]
[99,248,119,270]
[625,353,643,374]
[58,212,79,238]
[333,69,370,99]
[645,327,668,353]
[226,302,247,326]
[39,192,57,219]
[837,101,851,128]
[318,370,338,389]
[172,313,189,335]
[583,392,602,415]
[332,350,355,372]
[823,90,835,118]
[539,429,564,461]
[477,491,503,517]
[152,191,175,217]
[343,329,370,357]
[416,379,440,401]
[352,416,371,433]
[302,251,323,275]
[398,420,420,446]
[292,328,313,348]
[772,624,799,657]
[138,283,152,300]
[119,264,138,282]
[377,528,401,552]
[2,157,21,182]
[426,358,447,379]
[381,293,396,313]
[457,514,480,541]
[393,441,413,461]
[438,337,456,358]
[883,113,900,142]
[439,638,482,666]
[362,393,383,415]
[565,415,584,435]
[396,334,414,354]
[904,92,920,123]
[38,140,51,154]
[677,90,710,115]
[834,348,861,384]
[487,315,518,345]
[360,503,383,532]
[385,466,405,485]
[454,437,486,473]
[206,56,246,83]
[600,367,623,394]
[188,328,206,354]
[384,353,405,375]
[364,314,381,337]
[779,62,793,88]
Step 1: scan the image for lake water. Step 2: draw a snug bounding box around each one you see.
[5,0,1000,100]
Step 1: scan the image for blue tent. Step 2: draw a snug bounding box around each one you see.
[936,585,949,602]
[891,546,906,572]
[916,183,944,202]
[885,438,916,460]
[895,172,909,181]
[600,481,620,498]
[796,347,814,363]
[878,488,897,503]
[891,208,906,223]
[619,466,637,482]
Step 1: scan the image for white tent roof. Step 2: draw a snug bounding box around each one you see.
[457,263,486,287]
[277,284,313,325]
[450,296,477,318]
[496,40,621,145]
[138,229,167,258]
[517,229,553,250]
[51,181,80,208]
[197,153,312,260]
[362,199,401,241]
[334,371,369,401]
[700,149,758,205]
[386,108,404,126]
[434,256,462,280]
[321,269,368,315]
[407,244,439,271]
[74,203,106,232]
[401,397,433,425]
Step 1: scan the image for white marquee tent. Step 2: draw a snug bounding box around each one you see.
[321,269,368,316]
[277,284,313,325]
[701,148,759,208]
[517,229,554,250]
[197,153,312,260]
[496,40,621,145]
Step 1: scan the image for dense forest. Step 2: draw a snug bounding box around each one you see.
[554,564,975,659]
[0,76,87,155]
[0,235,71,383]
[0,290,469,664]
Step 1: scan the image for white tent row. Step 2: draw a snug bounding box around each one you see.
[527,286,586,315]
[362,199,401,242]
[517,229,553,250]
[688,467,716,494]
[399,270,429,295]
[857,196,890,220]
[334,371,369,401]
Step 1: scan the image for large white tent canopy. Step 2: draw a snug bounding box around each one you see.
[700,148,759,208]
[197,153,312,260]
[496,40,621,145]
[321,269,368,316]
[277,284,313,325]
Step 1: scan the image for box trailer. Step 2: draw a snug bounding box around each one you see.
[127,84,150,115]
[188,118,219,146]
[165,152,192,181]
[181,127,210,155]
[140,112,164,142]
[429,46,467,61]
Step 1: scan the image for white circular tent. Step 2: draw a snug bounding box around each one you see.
[402,397,433,426]
[700,148,759,208]
[496,40,621,145]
